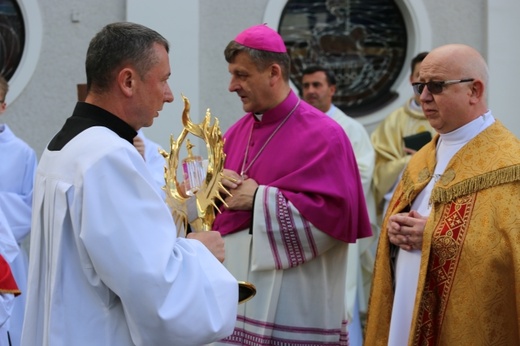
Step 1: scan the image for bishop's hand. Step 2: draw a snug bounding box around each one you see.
[224,176,258,211]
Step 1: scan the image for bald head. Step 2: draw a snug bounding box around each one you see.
[418,44,489,133]
[425,44,488,89]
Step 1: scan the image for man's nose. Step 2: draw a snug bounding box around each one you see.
[228,79,237,92]
[164,84,174,103]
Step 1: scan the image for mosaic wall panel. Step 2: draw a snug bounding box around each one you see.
[0,0,25,80]
[279,0,407,116]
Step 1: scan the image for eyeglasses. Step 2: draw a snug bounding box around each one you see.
[412,78,474,95]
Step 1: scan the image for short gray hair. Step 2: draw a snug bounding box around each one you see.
[86,22,169,93]
[224,40,291,82]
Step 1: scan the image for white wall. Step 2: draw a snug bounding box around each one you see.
[127,0,200,152]
[6,0,126,157]
[488,0,520,137]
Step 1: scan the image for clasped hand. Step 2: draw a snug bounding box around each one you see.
[220,168,258,211]
[387,210,427,251]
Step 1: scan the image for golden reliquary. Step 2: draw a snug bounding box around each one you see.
[160,95,256,304]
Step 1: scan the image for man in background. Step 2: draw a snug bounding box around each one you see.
[0,75,37,346]
[370,52,435,216]
[301,65,377,344]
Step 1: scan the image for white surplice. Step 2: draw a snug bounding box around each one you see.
[328,105,378,345]
[212,185,349,345]
[0,124,37,346]
[136,129,166,194]
[22,126,238,346]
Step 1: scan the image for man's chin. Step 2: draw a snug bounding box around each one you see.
[242,104,253,113]
[143,118,155,128]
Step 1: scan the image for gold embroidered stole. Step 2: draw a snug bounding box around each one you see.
[413,194,475,345]
[364,121,520,346]
[401,121,520,345]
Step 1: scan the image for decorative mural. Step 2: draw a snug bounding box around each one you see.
[279,0,407,116]
[0,0,25,80]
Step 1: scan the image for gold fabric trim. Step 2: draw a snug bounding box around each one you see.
[438,169,455,186]
[413,195,475,345]
[430,165,520,204]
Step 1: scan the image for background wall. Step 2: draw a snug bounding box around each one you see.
[488,0,520,136]
[4,0,125,157]
[3,0,519,158]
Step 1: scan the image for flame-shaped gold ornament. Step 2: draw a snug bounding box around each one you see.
[160,95,256,304]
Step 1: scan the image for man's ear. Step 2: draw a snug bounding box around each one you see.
[269,64,282,84]
[330,84,337,97]
[0,102,6,115]
[409,73,415,84]
[469,79,484,105]
[118,68,135,97]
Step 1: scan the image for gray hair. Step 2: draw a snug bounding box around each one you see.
[224,40,291,82]
[86,22,169,93]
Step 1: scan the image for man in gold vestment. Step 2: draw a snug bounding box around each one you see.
[364,44,520,345]
[370,52,435,215]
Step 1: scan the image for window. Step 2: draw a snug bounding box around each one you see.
[279,0,408,117]
[0,0,25,80]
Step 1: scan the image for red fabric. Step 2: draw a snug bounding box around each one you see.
[414,196,474,345]
[0,255,20,296]
[213,91,372,243]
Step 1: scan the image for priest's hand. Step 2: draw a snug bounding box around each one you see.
[224,176,258,211]
[221,168,242,191]
[187,231,226,262]
[403,147,418,155]
[388,210,427,251]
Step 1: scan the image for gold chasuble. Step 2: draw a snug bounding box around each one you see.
[365,121,520,346]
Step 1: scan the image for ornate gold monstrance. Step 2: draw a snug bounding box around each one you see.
[161,95,256,304]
